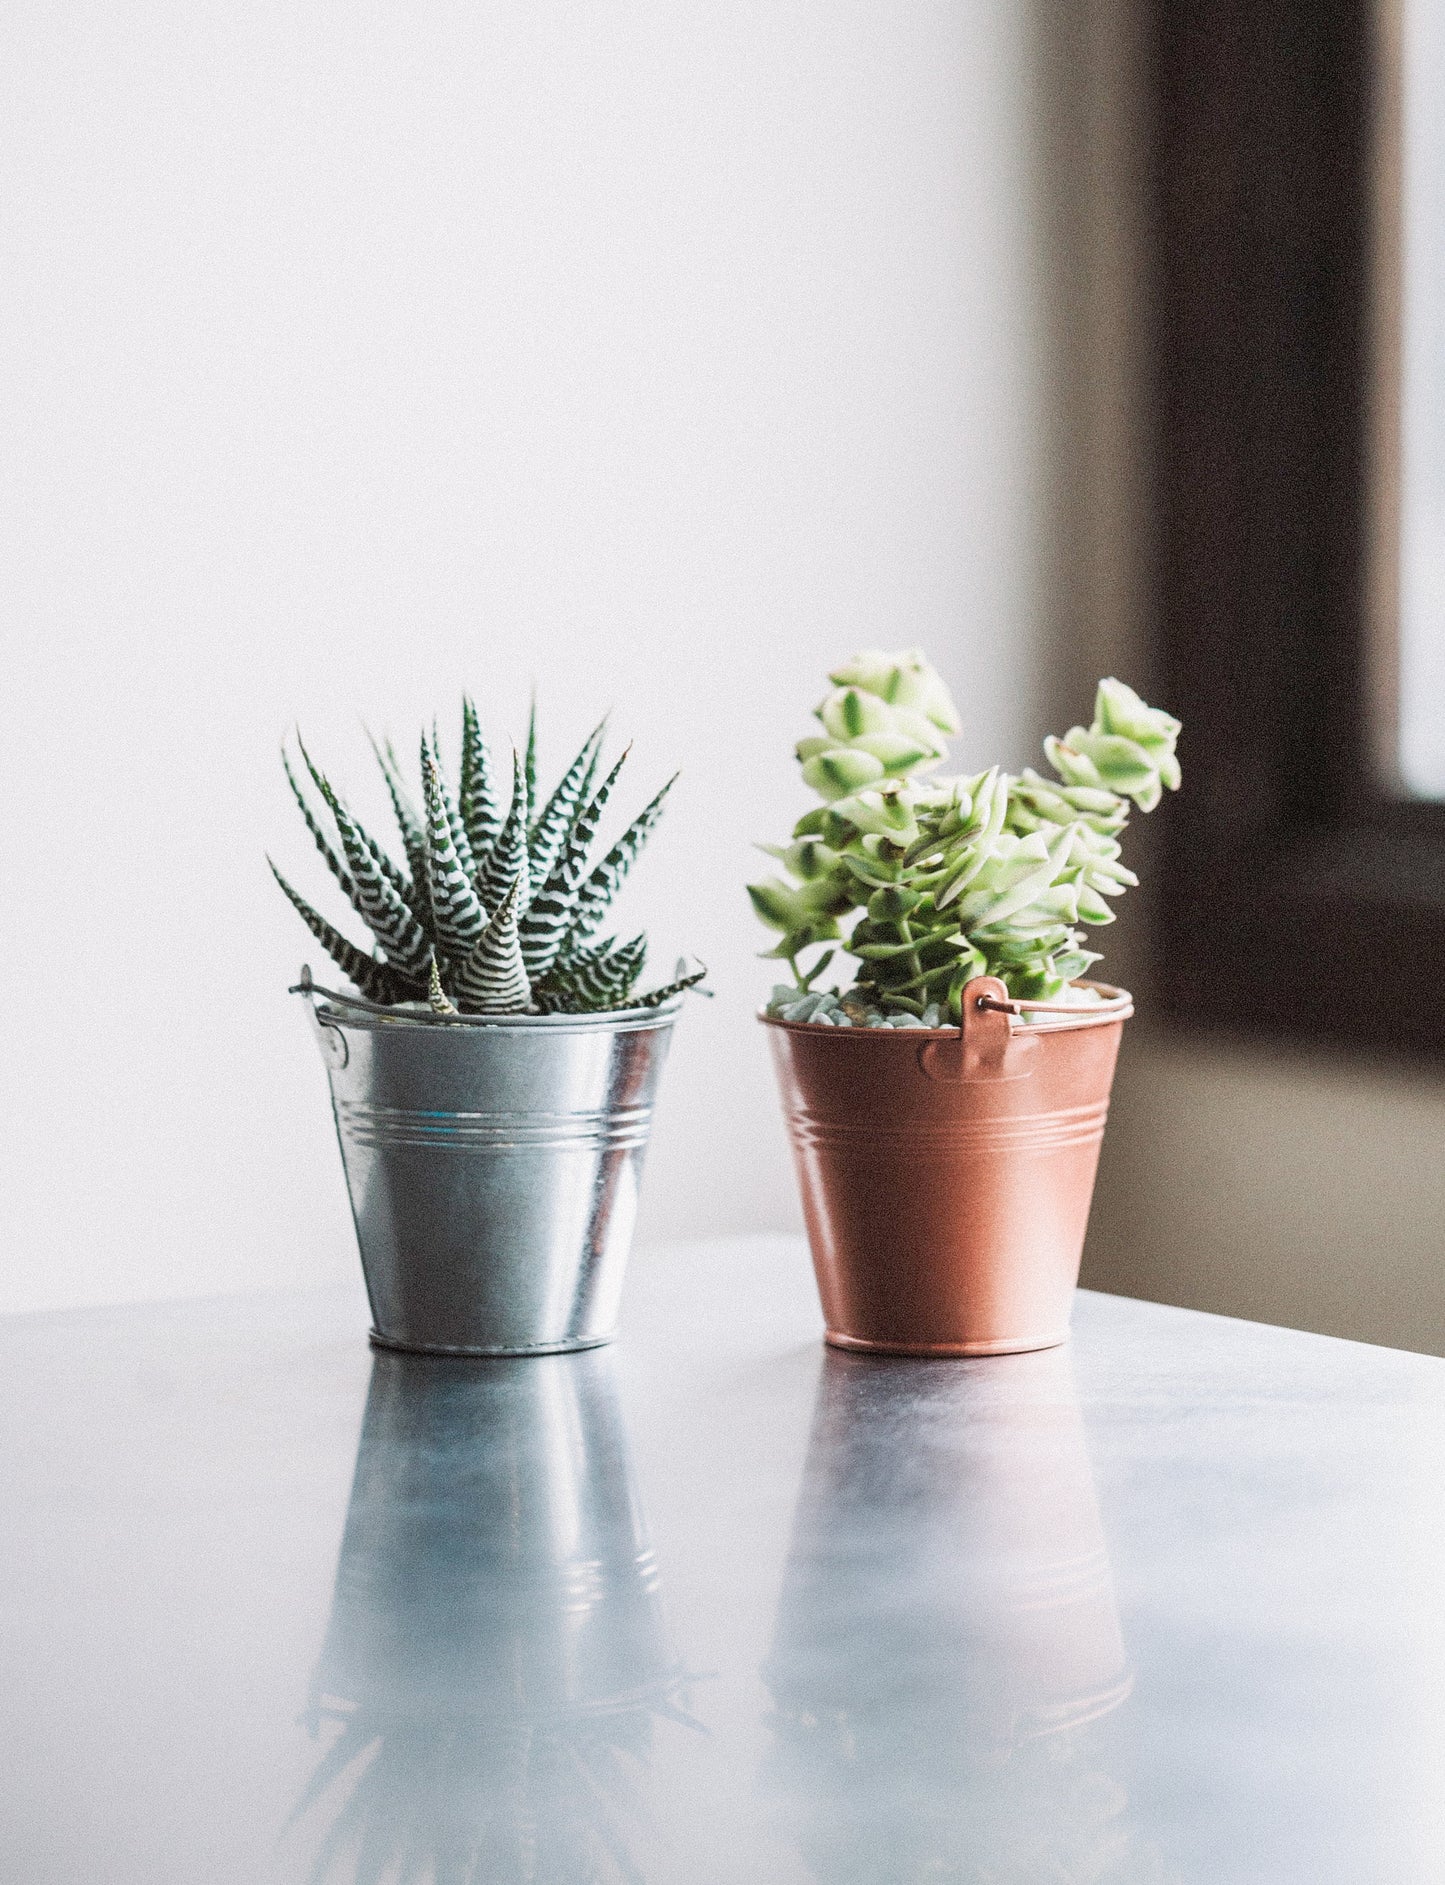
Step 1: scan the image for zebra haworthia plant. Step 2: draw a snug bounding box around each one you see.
[271,698,704,1016]
[750,650,1181,1028]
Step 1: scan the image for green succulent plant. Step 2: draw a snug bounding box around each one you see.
[272,699,705,1016]
[750,651,1180,1027]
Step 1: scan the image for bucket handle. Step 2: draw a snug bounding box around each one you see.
[918,976,1132,1083]
[289,965,406,1021]
[919,975,1014,1081]
[975,985,1134,1024]
[291,964,350,1067]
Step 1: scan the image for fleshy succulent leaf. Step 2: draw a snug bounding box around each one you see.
[326,801,433,979]
[293,739,431,977]
[452,874,530,1013]
[520,885,580,982]
[476,746,531,919]
[574,732,605,822]
[519,746,630,979]
[527,721,605,894]
[827,648,961,733]
[281,746,356,907]
[427,957,458,1015]
[267,860,409,1003]
[567,773,677,947]
[459,696,503,869]
[428,723,477,884]
[422,739,486,957]
[297,733,415,906]
[367,730,432,931]
[589,937,642,1006]
[275,696,693,1017]
[632,959,709,1008]
[754,652,1181,1009]
[536,933,645,1012]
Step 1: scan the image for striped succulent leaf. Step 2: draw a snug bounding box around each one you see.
[537,934,645,1012]
[567,773,677,947]
[297,734,420,918]
[268,860,409,1004]
[282,747,356,907]
[566,745,629,871]
[296,743,431,978]
[430,720,478,885]
[519,747,631,979]
[476,747,530,918]
[452,875,531,1013]
[427,957,458,1015]
[594,933,647,1002]
[422,741,486,958]
[527,721,604,893]
[632,959,709,1008]
[575,733,604,822]
[275,696,695,1016]
[520,886,575,983]
[326,796,433,980]
[367,731,431,926]
[459,696,503,867]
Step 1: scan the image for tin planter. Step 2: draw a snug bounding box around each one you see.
[763,975,1131,1356]
[296,970,680,1356]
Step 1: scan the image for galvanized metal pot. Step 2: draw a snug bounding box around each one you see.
[297,971,680,1355]
[763,976,1131,1356]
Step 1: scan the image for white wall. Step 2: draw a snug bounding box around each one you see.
[2,2,1056,1312]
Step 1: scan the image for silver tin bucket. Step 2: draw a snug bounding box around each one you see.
[296,970,680,1355]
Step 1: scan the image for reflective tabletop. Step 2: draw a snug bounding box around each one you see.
[3,1236,1444,1883]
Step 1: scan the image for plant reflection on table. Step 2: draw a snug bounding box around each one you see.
[764,1346,1173,1885]
[289,1348,696,1884]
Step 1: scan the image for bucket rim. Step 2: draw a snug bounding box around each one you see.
[294,970,684,1035]
[758,978,1132,1038]
[317,997,683,1036]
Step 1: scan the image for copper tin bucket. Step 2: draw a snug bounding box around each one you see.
[763,976,1132,1355]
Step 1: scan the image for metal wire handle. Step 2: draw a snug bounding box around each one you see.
[975,984,1133,1022]
[976,993,1129,1015]
[288,966,411,1019]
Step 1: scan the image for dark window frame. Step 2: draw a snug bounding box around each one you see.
[1149,1,1445,1057]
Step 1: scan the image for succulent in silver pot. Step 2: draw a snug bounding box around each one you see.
[274,696,705,1356]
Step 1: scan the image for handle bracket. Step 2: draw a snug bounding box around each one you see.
[917,976,1016,1083]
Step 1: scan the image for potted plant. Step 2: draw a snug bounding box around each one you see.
[749,651,1180,1355]
[273,697,704,1356]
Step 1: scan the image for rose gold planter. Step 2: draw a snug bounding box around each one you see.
[763,976,1131,1355]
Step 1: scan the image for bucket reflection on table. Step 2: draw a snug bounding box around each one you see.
[763,1345,1165,1883]
[289,1346,695,1883]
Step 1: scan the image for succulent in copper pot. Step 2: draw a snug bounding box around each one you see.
[749,652,1180,1027]
[753,653,1182,1356]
